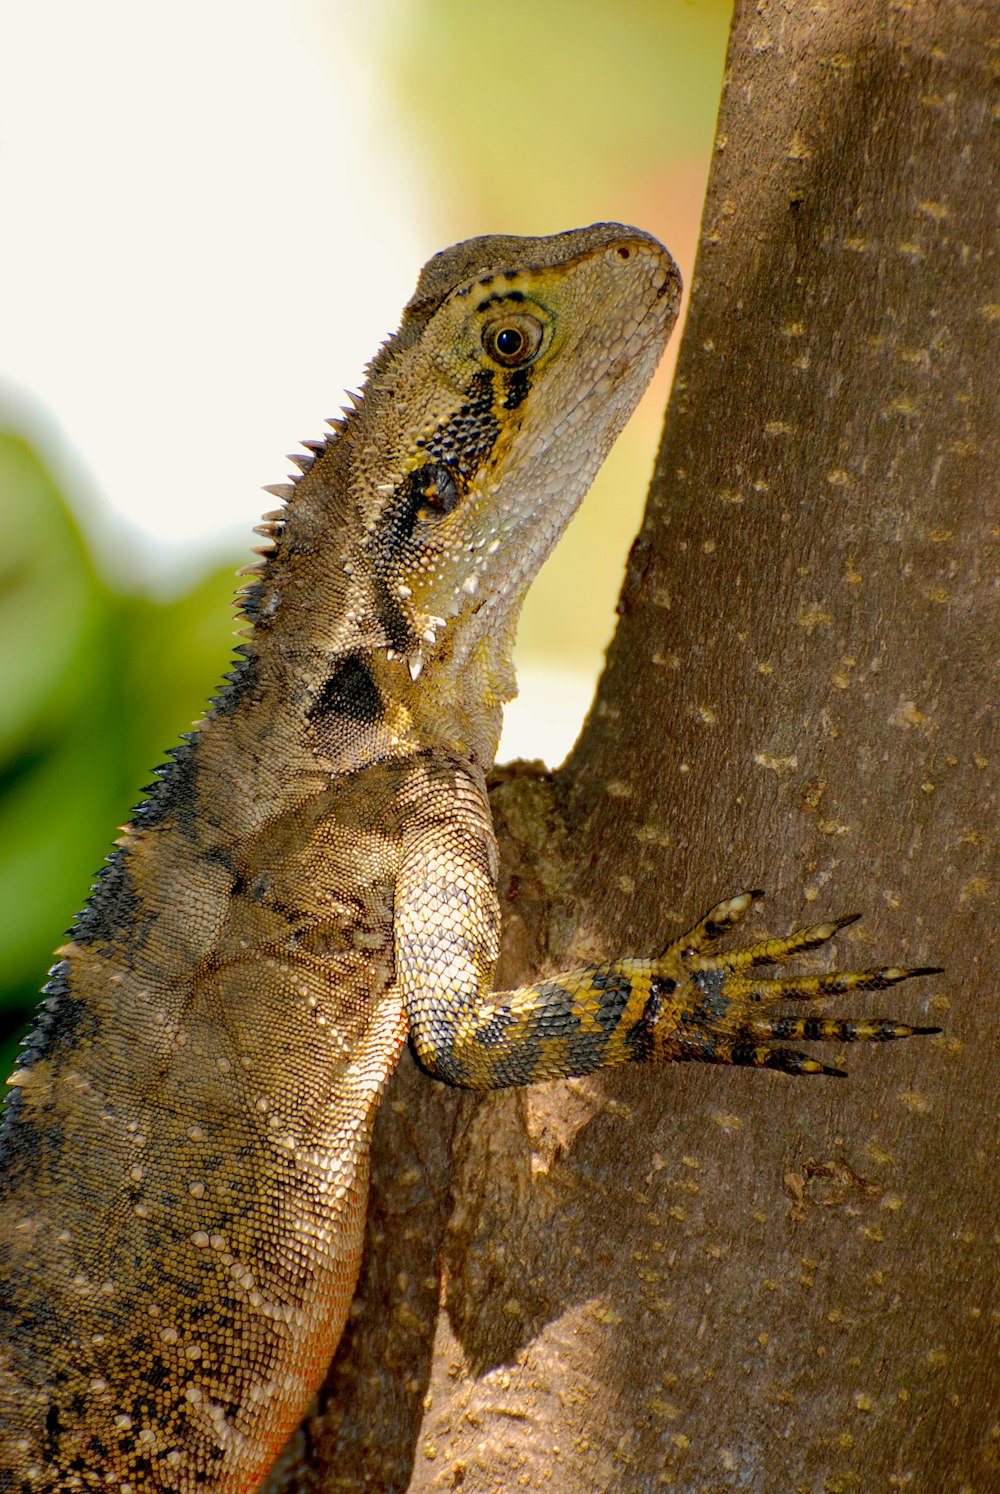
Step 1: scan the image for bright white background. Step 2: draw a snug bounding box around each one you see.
[0,1,716,764]
[0,2,422,566]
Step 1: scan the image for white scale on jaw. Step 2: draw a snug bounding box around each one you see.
[378,529,502,678]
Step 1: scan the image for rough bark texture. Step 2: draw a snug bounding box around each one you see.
[269,1,998,1488]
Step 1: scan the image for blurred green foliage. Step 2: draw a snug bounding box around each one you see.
[0,434,238,1074]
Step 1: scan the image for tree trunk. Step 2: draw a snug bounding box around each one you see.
[268,1,998,1488]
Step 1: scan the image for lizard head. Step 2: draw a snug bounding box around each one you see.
[353,223,681,684]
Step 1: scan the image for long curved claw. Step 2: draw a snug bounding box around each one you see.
[696,912,861,973]
[725,1015,942,1045]
[727,963,944,1005]
[728,1044,849,1078]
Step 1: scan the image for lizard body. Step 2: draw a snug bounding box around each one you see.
[0,225,939,1490]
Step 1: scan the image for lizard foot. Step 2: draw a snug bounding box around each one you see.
[652,891,942,1077]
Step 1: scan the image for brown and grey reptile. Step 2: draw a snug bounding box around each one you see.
[0,224,940,1491]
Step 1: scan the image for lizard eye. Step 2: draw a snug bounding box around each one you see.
[482,314,543,368]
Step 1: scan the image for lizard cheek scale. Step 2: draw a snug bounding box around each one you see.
[0,225,940,1490]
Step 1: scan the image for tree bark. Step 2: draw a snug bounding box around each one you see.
[268,1,998,1488]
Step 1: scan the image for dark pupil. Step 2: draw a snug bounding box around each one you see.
[495,327,524,358]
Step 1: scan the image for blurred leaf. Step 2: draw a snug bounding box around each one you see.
[119,566,242,807]
[0,436,126,993]
[0,435,107,754]
[0,433,239,1047]
[0,720,121,985]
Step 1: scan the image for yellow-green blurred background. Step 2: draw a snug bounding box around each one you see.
[0,0,731,1070]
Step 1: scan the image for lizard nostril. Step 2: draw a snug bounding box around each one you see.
[617,246,631,260]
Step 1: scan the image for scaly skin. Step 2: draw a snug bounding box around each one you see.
[0,225,939,1491]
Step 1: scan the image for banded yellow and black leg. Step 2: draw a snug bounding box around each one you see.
[395,763,679,1089]
[395,770,940,1088]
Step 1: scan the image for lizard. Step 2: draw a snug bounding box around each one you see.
[0,223,941,1492]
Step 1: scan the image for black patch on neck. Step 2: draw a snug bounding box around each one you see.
[502,367,532,410]
[308,654,383,724]
[375,461,462,569]
[422,462,461,514]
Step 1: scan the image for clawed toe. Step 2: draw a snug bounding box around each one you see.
[673,889,762,957]
[658,893,942,1077]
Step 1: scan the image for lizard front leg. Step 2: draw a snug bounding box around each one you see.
[395,773,939,1089]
